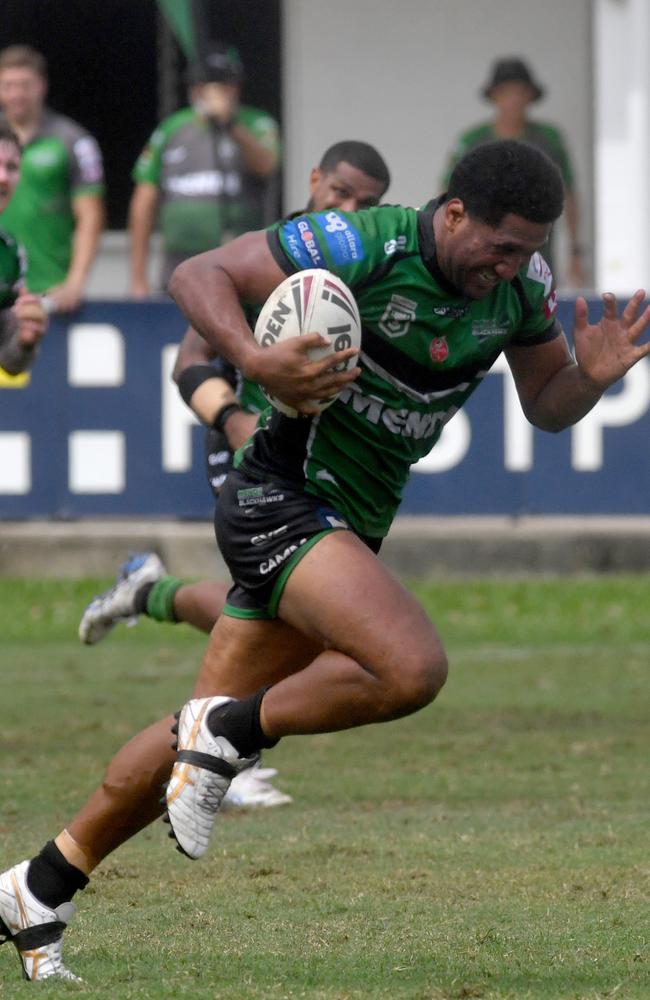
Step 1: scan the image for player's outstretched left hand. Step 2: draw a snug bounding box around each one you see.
[573,289,650,391]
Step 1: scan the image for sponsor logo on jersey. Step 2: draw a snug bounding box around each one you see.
[314,211,365,264]
[338,383,457,441]
[433,304,469,319]
[73,137,103,184]
[543,289,558,319]
[282,216,326,268]
[165,170,241,197]
[259,538,307,576]
[238,486,285,507]
[384,236,407,256]
[527,252,553,296]
[163,145,188,165]
[429,337,449,363]
[210,472,228,491]
[471,319,509,343]
[251,524,289,546]
[378,293,417,339]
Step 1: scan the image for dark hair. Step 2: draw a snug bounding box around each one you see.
[446,140,564,227]
[0,44,47,79]
[319,140,390,192]
[0,123,21,152]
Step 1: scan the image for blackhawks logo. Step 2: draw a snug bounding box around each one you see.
[429,337,449,363]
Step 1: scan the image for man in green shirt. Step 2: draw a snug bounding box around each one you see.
[3,141,650,980]
[442,57,584,287]
[129,44,280,296]
[0,45,105,313]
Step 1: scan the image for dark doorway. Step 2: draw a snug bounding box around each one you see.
[0,0,282,228]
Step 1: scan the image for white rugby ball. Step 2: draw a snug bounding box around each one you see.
[253,268,361,417]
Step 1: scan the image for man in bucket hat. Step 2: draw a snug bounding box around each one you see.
[442,57,584,287]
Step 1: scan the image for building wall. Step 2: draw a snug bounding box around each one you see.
[594,0,650,293]
[282,0,593,288]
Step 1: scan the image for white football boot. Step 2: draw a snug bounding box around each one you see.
[79,551,166,645]
[223,762,292,809]
[0,860,80,982]
[165,696,259,859]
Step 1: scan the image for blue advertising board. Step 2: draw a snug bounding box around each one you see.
[1,299,649,518]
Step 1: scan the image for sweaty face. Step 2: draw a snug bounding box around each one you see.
[307,161,386,213]
[0,139,21,212]
[0,67,46,124]
[437,203,551,299]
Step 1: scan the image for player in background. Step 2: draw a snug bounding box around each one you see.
[128,44,280,297]
[0,123,48,382]
[0,45,104,313]
[6,141,648,982]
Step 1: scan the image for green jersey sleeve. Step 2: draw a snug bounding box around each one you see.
[510,252,561,345]
[267,204,420,288]
[237,106,281,159]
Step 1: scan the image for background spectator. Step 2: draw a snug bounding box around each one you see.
[441,56,585,287]
[0,45,105,313]
[128,43,280,297]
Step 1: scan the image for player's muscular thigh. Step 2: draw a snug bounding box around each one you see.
[280,531,448,703]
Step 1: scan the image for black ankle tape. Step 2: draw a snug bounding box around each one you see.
[207,687,278,758]
[26,841,89,908]
[134,581,155,616]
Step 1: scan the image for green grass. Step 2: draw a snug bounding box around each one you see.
[1,576,650,999]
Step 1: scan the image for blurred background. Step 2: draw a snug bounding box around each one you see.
[2,0,650,540]
[2,0,647,294]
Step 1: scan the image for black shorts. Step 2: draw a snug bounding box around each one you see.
[215,467,380,620]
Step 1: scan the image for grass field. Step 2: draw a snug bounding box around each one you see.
[1,575,650,999]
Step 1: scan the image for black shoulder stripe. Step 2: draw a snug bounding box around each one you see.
[266,230,299,276]
[362,325,501,393]
[510,317,563,347]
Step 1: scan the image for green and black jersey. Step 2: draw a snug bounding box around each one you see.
[237,200,561,540]
[0,228,24,309]
[0,109,104,292]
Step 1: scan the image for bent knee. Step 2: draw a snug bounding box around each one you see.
[388,646,448,716]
